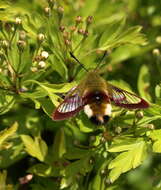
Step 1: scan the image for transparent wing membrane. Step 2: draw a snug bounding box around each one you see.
[109,84,149,109]
[52,87,84,120]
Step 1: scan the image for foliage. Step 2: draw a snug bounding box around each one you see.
[0,0,161,189]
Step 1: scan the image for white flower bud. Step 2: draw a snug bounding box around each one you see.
[30,67,38,72]
[44,7,50,14]
[38,61,46,68]
[41,51,49,59]
[37,33,45,42]
[19,30,26,40]
[153,48,160,56]
[15,17,22,25]
[156,36,161,44]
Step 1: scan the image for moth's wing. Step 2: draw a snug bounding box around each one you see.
[108,83,149,109]
[52,86,84,120]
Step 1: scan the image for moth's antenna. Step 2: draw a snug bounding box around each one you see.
[94,51,108,71]
[70,52,88,72]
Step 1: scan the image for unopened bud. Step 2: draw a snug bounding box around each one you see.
[84,30,89,37]
[19,30,26,40]
[146,124,155,129]
[78,28,85,35]
[115,126,122,134]
[64,39,71,46]
[58,6,64,14]
[89,157,94,164]
[59,25,65,32]
[37,33,45,42]
[153,48,160,56]
[86,16,93,24]
[1,40,9,48]
[105,178,111,185]
[63,31,69,39]
[41,51,49,59]
[70,26,76,32]
[44,7,51,16]
[30,67,38,72]
[75,16,82,23]
[19,174,33,185]
[38,61,46,68]
[156,36,161,44]
[100,169,106,176]
[136,111,144,119]
[15,17,22,25]
[19,86,28,92]
[17,40,26,51]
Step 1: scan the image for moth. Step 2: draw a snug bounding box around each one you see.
[52,52,149,125]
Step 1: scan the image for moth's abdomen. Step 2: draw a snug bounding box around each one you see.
[84,103,112,125]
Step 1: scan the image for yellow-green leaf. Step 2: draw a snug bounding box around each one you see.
[21,135,48,161]
[108,140,147,182]
[0,122,18,149]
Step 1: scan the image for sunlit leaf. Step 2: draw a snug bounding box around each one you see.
[21,135,48,161]
[138,64,151,101]
[0,122,18,150]
[148,129,161,153]
[108,138,147,182]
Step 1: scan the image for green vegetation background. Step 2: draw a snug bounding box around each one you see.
[0,0,161,189]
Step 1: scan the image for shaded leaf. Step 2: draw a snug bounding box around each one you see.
[52,128,66,160]
[28,163,53,177]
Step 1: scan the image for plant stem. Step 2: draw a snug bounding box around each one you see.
[9,26,18,45]
[17,51,22,74]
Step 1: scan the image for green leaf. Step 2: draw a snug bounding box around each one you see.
[155,84,161,105]
[138,64,151,101]
[148,129,161,153]
[155,84,161,98]
[117,26,147,45]
[49,54,68,80]
[0,73,11,85]
[108,138,147,182]
[21,135,48,161]
[23,80,76,106]
[0,170,7,190]
[99,18,147,50]
[28,163,53,177]
[65,146,90,160]
[99,18,126,49]
[52,128,66,160]
[63,155,93,178]
[137,115,161,126]
[0,95,15,115]
[80,0,100,16]
[109,80,133,92]
[0,122,18,150]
